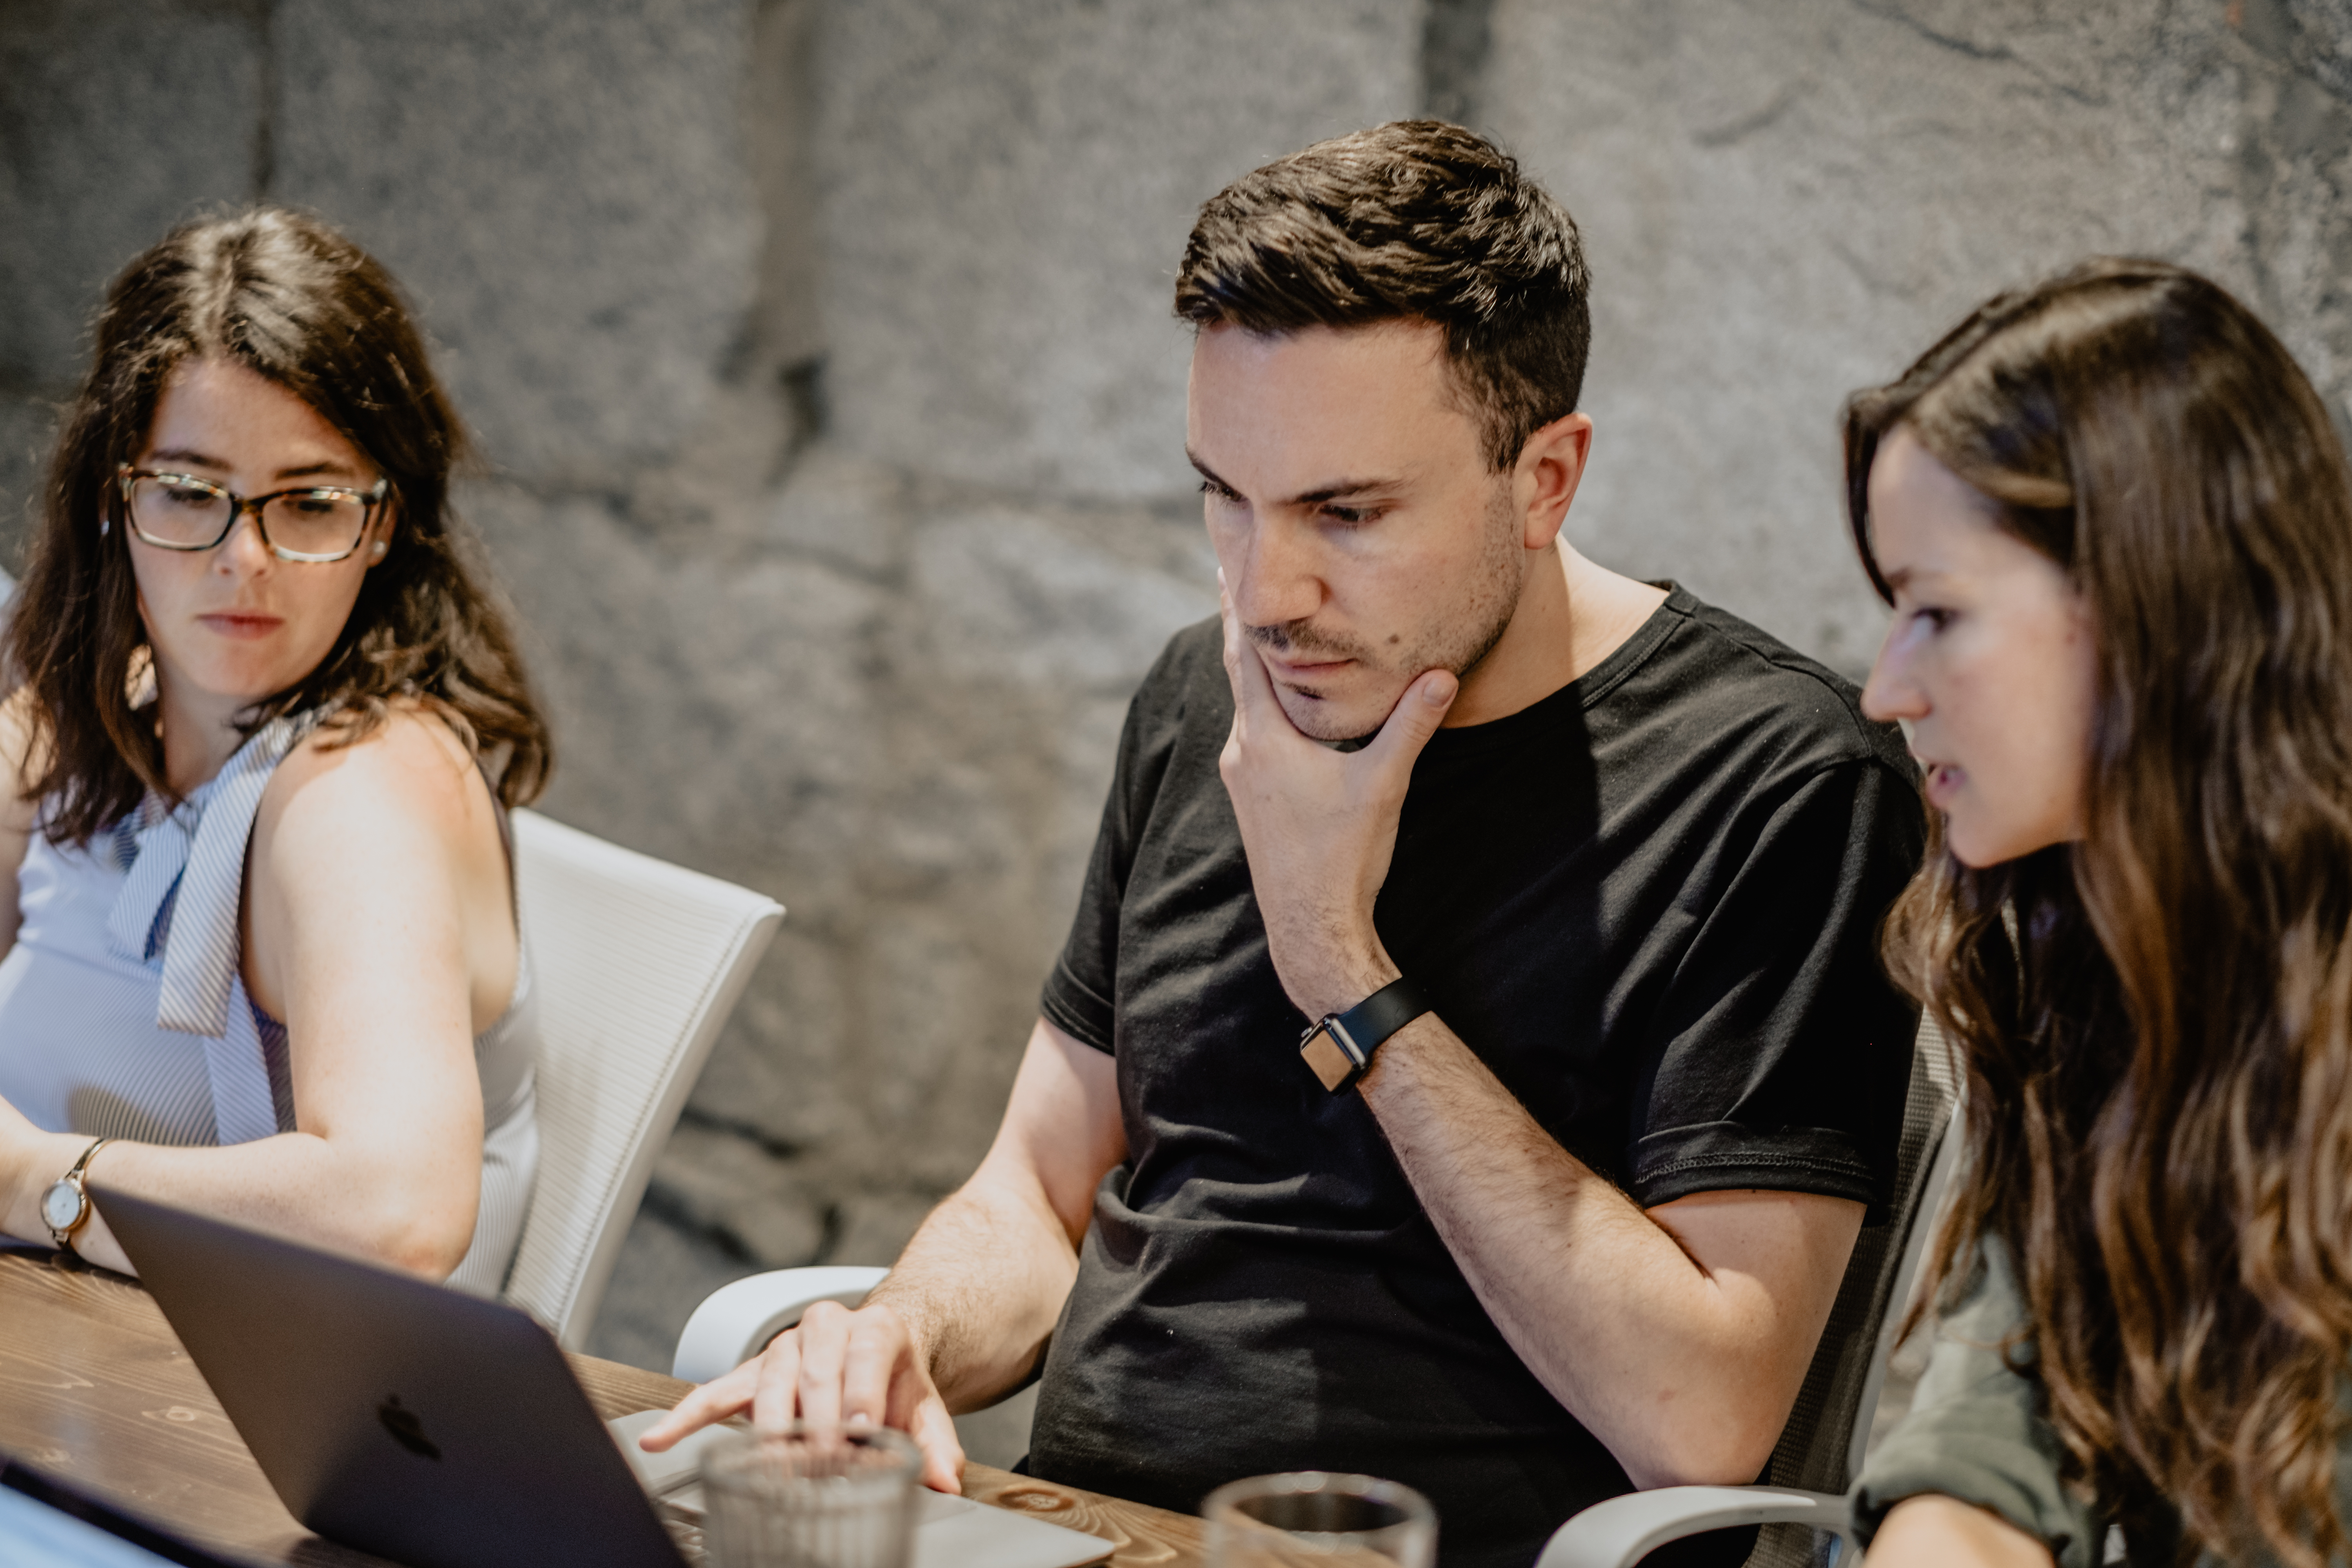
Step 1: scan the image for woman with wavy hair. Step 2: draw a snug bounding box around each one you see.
[1846,258,2352,1567]
[0,208,552,1294]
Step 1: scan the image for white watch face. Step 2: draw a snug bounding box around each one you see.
[41,1180,83,1234]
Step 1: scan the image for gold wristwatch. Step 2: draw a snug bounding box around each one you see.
[41,1137,111,1257]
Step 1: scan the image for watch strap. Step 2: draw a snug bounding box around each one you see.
[45,1136,110,1254]
[1299,976,1431,1092]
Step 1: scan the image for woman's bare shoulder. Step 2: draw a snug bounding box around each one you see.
[261,703,495,848]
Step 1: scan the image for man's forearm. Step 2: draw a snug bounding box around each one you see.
[865,1165,1082,1414]
[1360,1016,1857,1488]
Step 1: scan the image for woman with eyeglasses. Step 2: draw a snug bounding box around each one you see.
[0,209,552,1292]
[1845,259,2352,1567]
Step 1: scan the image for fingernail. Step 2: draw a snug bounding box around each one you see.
[1424,675,1456,705]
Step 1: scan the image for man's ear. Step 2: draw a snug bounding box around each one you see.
[1514,411,1594,551]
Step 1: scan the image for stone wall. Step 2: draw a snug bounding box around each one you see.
[4,0,2349,1453]
[1481,0,2352,672]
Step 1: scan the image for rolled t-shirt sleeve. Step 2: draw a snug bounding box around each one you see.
[1626,755,1924,1215]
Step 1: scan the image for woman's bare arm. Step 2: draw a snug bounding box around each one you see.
[1869,1496,2058,1568]
[0,710,513,1279]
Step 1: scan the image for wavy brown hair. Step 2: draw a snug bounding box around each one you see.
[1849,259,2352,1565]
[9,207,550,842]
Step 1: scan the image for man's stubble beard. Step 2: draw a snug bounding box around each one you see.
[1255,483,1528,743]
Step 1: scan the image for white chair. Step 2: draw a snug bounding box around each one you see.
[670,1018,1960,1563]
[674,1265,893,1383]
[498,809,785,1350]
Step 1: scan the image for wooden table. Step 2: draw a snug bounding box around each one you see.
[0,1242,1205,1566]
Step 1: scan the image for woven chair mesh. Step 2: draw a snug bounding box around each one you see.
[1748,1015,1956,1568]
[499,811,779,1345]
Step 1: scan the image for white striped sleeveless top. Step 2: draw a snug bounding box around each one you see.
[0,711,539,1296]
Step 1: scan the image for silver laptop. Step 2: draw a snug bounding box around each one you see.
[97,1187,1111,1568]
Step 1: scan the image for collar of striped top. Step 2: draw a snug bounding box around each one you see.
[103,710,326,1039]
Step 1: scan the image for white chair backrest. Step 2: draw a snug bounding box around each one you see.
[500,809,784,1348]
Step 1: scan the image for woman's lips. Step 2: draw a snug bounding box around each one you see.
[197,612,284,640]
[1921,760,1964,807]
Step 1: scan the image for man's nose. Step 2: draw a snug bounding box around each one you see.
[1229,516,1323,631]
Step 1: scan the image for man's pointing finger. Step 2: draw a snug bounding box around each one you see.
[1218,570,1284,730]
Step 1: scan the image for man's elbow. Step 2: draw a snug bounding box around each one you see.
[1620,1403,1786,1492]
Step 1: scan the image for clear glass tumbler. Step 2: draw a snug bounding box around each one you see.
[698,1423,922,1568]
[1202,1472,1438,1568]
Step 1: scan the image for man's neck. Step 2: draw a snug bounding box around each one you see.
[1443,541,1668,728]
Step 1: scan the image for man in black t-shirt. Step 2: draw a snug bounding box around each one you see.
[650,122,1924,1568]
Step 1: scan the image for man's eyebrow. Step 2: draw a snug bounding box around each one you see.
[1183,451,1404,505]
[1187,450,1235,492]
[1290,476,1402,506]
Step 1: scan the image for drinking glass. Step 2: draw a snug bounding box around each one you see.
[1202,1472,1437,1568]
[698,1423,921,1568]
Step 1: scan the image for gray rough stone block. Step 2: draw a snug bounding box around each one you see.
[0,392,59,561]
[828,1191,940,1270]
[268,0,761,482]
[813,0,1423,501]
[0,0,261,386]
[583,1196,764,1374]
[466,443,1212,1278]
[757,445,913,579]
[1483,0,2352,673]
[649,1119,828,1269]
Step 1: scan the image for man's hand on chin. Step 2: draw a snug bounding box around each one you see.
[1215,575,1457,1021]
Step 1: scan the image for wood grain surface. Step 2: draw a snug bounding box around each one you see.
[0,1243,1202,1566]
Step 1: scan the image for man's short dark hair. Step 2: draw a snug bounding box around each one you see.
[1174,120,1592,472]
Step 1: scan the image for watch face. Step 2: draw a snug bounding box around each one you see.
[41,1180,82,1233]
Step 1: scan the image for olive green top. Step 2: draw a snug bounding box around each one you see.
[1851,1237,2350,1568]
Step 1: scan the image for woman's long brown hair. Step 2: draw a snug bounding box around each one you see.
[1849,259,2352,1565]
[9,207,550,839]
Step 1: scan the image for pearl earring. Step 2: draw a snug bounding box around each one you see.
[370,539,387,559]
[98,517,111,537]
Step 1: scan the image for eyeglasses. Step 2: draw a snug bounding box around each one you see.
[114,464,389,563]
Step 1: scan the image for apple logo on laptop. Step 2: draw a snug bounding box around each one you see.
[377,1396,442,1461]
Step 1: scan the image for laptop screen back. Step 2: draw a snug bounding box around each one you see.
[92,1186,687,1568]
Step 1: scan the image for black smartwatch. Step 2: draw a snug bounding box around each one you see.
[1298,977,1431,1092]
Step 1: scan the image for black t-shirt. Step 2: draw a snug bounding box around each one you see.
[1030,587,1924,1568]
